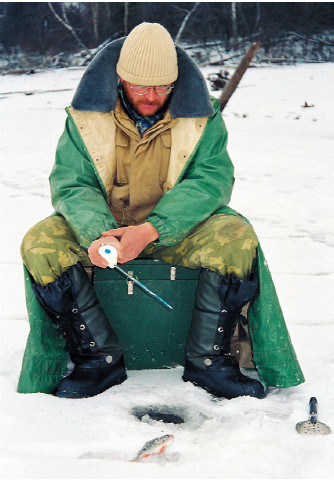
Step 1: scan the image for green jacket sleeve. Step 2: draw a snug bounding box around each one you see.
[148,100,235,246]
[49,116,118,249]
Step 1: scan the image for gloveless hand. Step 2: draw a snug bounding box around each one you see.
[102,222,159,264]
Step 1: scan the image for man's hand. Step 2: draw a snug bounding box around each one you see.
[102,222,159,263]
[88,235,122,268]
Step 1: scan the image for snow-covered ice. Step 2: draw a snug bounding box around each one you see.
[1,63,334,479]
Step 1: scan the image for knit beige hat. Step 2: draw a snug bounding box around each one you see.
[116,23,178,86]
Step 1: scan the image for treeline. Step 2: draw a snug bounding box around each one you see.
[1,2,334,54]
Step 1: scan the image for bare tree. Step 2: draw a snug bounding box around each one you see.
[254,2,261,31]
[48,2,87,50]
[91,3,99,45]
[231,2,238,45]
[237,3,250,37]
[287,31,334,47]
[124,2,129,35]
[105,3,112,32]
[2,2,333,62]
[175,3,199,44]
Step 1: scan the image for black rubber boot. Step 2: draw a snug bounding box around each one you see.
[32,262,127,398]
[183,268,266,399]
[55,355,127,399]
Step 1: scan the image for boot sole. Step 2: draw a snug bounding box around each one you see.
[182,374,226,398]
[55,374,128,399]
[182,374,266,400]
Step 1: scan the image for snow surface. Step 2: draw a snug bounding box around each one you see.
[1,63,334,479]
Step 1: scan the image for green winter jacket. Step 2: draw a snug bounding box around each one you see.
[17,39,304,393]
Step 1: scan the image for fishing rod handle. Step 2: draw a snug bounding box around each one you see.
[98,245,118,267]
[309,397,318,422]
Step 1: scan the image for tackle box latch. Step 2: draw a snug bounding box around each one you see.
[127,271,134,294]
[170,266,176,281]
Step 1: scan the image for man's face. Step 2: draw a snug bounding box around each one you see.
[121,79,172,117]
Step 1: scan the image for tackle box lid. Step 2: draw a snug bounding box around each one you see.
[94,258,200,281]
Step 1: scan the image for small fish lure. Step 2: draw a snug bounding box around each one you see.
[129,434,174,462]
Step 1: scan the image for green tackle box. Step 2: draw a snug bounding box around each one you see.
[93,259,200,370]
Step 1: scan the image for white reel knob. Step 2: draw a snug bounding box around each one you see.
[98,245,118,268]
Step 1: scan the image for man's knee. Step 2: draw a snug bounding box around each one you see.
[211,214,258,248]
[145,214,258,279]
[22,218,53,264]
[211,215,258,272]
[20,216,87,286]
[194,215,258,278]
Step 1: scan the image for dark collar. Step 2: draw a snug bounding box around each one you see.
[71,37,214,118]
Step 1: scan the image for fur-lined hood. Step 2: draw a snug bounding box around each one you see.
[71,37,214,118]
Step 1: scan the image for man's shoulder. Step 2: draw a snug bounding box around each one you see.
[173,96,220,121]
[66,105,114,119]
[65,106,116,132]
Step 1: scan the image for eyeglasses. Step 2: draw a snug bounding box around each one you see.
[129,84,174,96]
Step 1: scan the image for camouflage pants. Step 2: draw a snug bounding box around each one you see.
[21,214,258,286]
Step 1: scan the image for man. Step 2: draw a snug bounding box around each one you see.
[18,23,304,399]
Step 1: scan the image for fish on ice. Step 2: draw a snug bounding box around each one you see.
[129,434,174,462]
